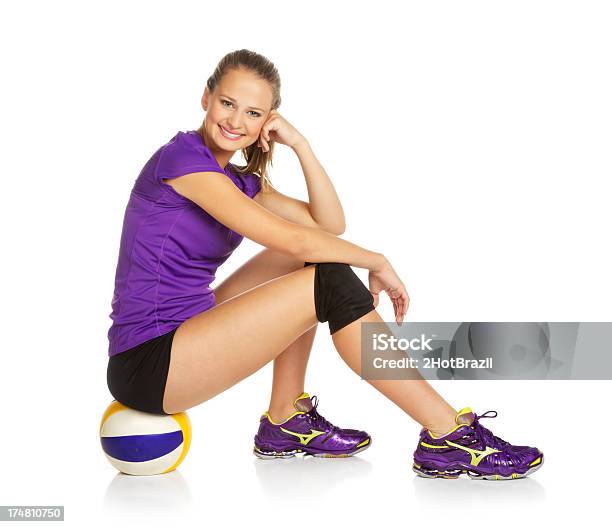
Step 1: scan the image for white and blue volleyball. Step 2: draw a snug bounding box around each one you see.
[100,400,192,476]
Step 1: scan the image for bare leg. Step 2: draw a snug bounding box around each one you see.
[332,310,458,436]
[211,249,318,421]
[268,325,316,421]
[163,265,319,414]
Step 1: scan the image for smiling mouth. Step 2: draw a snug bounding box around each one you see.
[219,124,244,140]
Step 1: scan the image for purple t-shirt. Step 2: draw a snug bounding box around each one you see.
[107,130,261,357]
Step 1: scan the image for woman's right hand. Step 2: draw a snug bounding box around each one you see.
[368,257,410,325]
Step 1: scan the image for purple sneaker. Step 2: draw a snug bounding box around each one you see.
[413,407,544,480]
[253,393,371,459]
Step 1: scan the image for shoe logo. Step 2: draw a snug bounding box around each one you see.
[444,440,501,466]
[280,427,326,445]
[420,440,501,467]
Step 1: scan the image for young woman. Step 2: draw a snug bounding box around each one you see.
[107,49,544,480]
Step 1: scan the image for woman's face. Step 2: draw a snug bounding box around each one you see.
[202,68,273,151]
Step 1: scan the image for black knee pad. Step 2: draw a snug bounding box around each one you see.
[304,261,375,335]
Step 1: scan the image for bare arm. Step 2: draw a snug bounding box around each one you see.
[253,187,324,231]
[164,172,385,271]
[291,139,345,234]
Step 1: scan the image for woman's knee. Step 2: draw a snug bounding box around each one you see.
[307,262,375,335]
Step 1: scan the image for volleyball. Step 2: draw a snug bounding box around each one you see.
[99,400,192,476]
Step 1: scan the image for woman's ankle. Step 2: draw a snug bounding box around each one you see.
[267,402,298,424]
[425,412,458,438]
[268,390,307,423]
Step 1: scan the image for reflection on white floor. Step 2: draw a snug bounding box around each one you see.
[412,472,546,504]
[253,456,373,498]
[104,470,194,521]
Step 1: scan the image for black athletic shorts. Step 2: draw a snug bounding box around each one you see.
[106,328,178,415]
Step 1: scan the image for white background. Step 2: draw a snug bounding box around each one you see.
[1,0,610,525]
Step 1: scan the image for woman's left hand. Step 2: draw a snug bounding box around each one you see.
[258,110,306,152]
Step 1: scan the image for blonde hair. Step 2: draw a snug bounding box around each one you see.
[205,49,281,192]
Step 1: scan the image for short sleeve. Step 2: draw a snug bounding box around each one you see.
[245,172,262,199]
[155,132,225,183]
